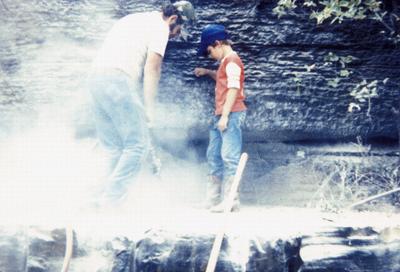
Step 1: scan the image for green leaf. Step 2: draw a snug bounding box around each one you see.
[293,77,301,82]
[341,56,354,63]
[324,52,339,62]
[367,80,378,88]
[348,102,361,112]
[304,64,316,72]
[340,70,350,77]
[327,78,340,88]
[303,0,316,7]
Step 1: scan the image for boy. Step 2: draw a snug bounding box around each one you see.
[194,24,246,211]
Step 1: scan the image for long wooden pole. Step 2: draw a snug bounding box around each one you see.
[60,226,73,272]
[347,187,400,210]
[205,153,248,272]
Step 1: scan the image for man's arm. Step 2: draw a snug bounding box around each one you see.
[143,51,163,125]
[217,88,239,132]
[194,68,217,81]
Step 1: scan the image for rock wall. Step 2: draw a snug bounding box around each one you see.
[1,0,399,142]
[158,0,400,142]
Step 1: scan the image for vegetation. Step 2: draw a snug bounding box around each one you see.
[274,0,399,36]
[306,143,400,212]
[272,0,400,211]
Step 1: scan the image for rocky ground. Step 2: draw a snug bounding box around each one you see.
[1,133,399,271]
[1,206,400,272]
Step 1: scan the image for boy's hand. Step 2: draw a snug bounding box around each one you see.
[194,67,208,77]
[217,116,228,132]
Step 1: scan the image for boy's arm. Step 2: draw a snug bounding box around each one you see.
[194,68,216,81]
[217,88,239,132]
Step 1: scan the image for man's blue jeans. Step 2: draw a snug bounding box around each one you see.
[88,71,149,201]
[206,111,246,180]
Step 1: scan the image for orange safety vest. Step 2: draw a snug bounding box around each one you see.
[215,52,247,115]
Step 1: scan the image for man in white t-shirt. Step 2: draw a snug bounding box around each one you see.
[89,1,195,204]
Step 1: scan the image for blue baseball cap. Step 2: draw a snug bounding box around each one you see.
[198,24,229,56]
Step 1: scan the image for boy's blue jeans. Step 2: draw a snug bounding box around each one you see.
[88,71,149,201]
[206,111,246,180]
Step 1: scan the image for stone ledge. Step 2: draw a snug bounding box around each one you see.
[0,208,399,272]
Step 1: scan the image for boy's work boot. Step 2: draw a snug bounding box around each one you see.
[204,175,222,209]
[210,176,240,213]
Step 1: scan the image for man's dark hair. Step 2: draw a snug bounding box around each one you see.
[162,3,184,24]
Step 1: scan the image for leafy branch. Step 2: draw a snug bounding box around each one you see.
[273,0,399,39]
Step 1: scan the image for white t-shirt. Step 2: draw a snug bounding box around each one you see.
[226,62,241,89]
[92,11,169,82]
[222,51,241,90]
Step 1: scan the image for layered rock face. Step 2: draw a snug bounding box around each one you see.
[158,0,400,142]
[1,0,399,142]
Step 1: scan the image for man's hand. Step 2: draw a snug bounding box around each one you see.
[194,67,208,77]
[217,115,229,132]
